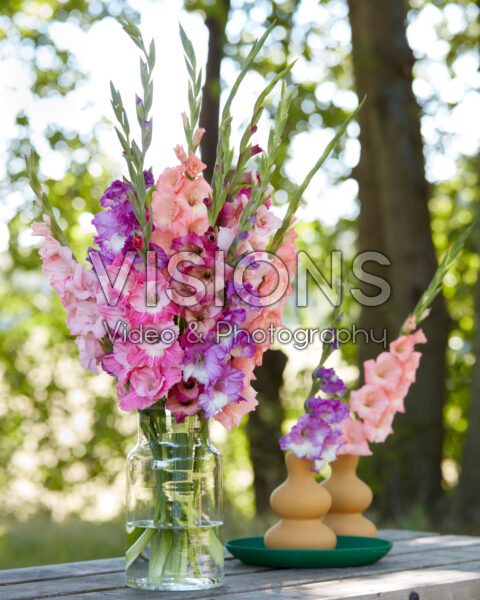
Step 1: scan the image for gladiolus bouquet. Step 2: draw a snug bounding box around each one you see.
[27,17,361,591]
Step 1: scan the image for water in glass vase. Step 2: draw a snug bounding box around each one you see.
[126,520,224,591]
[126,410,224,591]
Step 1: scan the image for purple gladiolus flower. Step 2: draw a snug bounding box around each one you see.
[198,365,245,418]
[307,397,349,425]
[100,180,133,208]
[214,309,247,351]
[92,207,137,263]
[315,367,347,397]
[144,243,168,269]
[230,330,256,358]
[279,413,343,472]
[93,180,141,263]
[181,341,226,385]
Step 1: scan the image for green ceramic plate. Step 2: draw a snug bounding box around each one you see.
[225,535,393,568]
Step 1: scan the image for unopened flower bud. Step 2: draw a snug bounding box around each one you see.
[132,236,144,250]
[174,144,187,163]
[193,128,206,147]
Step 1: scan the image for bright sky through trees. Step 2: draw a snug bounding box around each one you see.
[1,0,478,242]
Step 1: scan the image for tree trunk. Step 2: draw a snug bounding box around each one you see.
[347,0,449,519]
[247,350,288,515]
[454,156,480,532]
[199,0,230,182]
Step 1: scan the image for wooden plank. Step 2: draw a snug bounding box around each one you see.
[0,562,273,600]
[377,529,435,541]
[36,560,480,600]
[221,560,480,600]
[390,533,480,557]
[0,558,124,586]
[0,548,236,586]
[5,537,480,600]
[0,572,124,600]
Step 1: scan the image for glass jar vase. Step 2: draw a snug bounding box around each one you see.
[125,407,224,591]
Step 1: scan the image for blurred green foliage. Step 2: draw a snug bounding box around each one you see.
[0,516,124,569]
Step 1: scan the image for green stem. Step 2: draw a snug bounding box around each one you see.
[126,528,155,569]
[148,529,171,579]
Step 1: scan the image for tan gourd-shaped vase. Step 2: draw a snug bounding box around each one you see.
[321,454,377,537]
[264,452,337,549]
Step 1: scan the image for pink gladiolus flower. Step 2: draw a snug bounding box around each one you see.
[249,205,282,250]
[350,384,390,425]
[412,329,427,345]
[215,379,257,430]
[175,378,200,403]
[118,365,182,411]
[94,251,137,308]
[75,335,104,375]
[363,409,395,443]
[150,220,189,251]
[38,239,76,295]
[276,218,298,280]
[131,235,143,250]
[217,226,237,252]
[184,303,223,339]
[31,214,51,237]
[166,392,200,422]
[338,418,371,456]
[185,151,207,178]
[156,165,186,195]
[364,352,403,391]
[66,299,105,338]
[402,351,422,383]
[387,379,411,413]
[176,177,211,232]
[127,268,178,326]
[127,336,183,370]
[151,191,177,228]
[102,340,132,385]
[98,300,128,335]
[389,328,427,362]
[63,262,99,302]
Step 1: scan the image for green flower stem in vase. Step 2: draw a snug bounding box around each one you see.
[126,407,223,591]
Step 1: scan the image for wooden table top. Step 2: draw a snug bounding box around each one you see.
[1,529,480,599]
